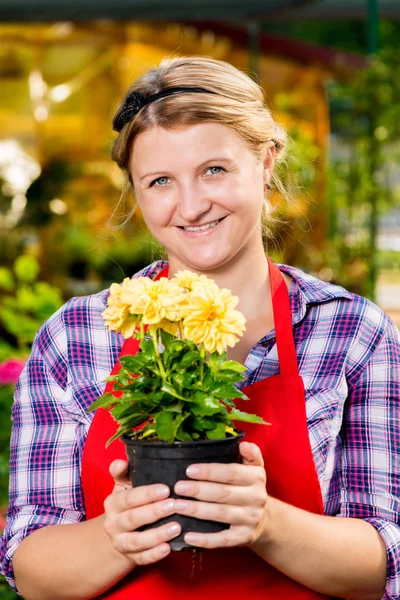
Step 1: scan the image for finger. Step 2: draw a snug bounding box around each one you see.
[110,460,131,491]
[239,442,264,467]
[116,498,177,533]
[105,484,170,514]
[184,525,252,549]
[174,499,263,527]
[132,543,171,566]
[174,480,266,507]
[115,521,181,556]
[185,462,265,486]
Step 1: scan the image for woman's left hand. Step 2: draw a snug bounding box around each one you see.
[173,441,269,549]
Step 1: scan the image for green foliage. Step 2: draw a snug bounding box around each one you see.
[328,47,400,298]
[0,256,63,351]
[87,330,267,445]
[0,576,18,599]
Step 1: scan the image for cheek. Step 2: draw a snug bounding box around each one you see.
[138,195,176,227]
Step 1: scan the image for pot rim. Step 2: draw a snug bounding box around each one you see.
[122,431,245,447]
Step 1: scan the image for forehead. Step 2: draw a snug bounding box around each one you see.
[129,123,251,174]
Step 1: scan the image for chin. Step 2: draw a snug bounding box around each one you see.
[172,248,236,273]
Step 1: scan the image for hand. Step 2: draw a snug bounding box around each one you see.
[173,441,268,549]
[103,459,181,566]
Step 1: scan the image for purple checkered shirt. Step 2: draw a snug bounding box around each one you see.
[1,261,399,598]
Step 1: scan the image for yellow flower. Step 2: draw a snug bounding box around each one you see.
[141,278,187,325]
[183,284,246,354]
[171,270,214,291]
[158,319,180,336]
[119,277,149,315]
[102,278,132,333]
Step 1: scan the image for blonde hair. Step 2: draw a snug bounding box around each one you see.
[111,56,288,231]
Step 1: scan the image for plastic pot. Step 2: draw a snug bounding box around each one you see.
[122,432,245,551]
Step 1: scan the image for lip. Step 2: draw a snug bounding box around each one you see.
[176,217,226,238]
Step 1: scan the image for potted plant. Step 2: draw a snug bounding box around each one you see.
[88,271,267,550]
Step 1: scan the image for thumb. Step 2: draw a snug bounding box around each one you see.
[109,459,131,491]
[239,442,264,467]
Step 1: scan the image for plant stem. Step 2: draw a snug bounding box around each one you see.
[199,343,205,381]
[139,319,145,340]
[149,325,167,381]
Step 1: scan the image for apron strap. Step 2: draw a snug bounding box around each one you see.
[268,258,299,377]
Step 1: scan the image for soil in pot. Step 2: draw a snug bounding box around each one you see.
[123,432,245,551]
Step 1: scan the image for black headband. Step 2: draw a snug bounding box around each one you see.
[113,87,216,133]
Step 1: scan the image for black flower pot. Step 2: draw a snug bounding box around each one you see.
[122,432,245,551]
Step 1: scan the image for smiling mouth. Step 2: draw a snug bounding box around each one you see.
[178,217,225,232]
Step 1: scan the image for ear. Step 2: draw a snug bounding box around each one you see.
[263,143,276,189]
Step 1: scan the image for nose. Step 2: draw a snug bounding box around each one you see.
[177,181,212,223]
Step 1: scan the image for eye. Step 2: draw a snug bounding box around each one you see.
[205,166,224,176]
[149,176,170,187]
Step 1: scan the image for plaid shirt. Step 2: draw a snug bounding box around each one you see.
[1,261,399,598]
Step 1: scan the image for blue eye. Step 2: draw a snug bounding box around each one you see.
[206,166,223,175]
[150,176,169,187]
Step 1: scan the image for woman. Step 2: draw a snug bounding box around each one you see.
[1,57,399,600]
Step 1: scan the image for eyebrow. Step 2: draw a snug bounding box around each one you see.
[140,156,234,182]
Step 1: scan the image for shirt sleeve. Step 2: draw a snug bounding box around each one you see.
[0,307,86,594]
[339,315,400,600]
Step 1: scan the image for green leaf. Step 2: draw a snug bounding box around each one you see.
[180,351,201,368]
[206,422,226,440]
[172,372,185,389]
[140,337,156,359]
[139,425,157,439]
[183,372,194,387]
[220,360,246,373]
[202,369,213,391]
[192,392,226,416]
[120,355,148,372]
[155,411,174,443]
[214,370,245,383]
[106,426,131,447]
[161,383,186,401]
[164,402,184,413]
[209,351,226,372]
[104,374,118,383]
[228,410,268,424]
[14,255,40,283]
[86,392,116,413]
[211,383,249,400]
[174,413,191,441]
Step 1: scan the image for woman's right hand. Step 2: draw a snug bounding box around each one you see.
[103,459,181,566]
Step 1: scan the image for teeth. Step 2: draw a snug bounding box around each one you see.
[183,219,221,232]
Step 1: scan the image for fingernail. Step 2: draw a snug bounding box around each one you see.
[160,544,170,555]
[175,481,189,494]
[186,466,200,477]
[163,500,175,512]
[167,523,180,535]
[185,533,199,544]
[155,486,169,498]
[175,500,188,512]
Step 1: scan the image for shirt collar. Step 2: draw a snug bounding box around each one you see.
[125,259,353,335]
[277,263,353,328]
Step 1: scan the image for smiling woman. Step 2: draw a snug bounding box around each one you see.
[1,56,399,600]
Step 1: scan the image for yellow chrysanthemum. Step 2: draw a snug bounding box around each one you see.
[158,318,180,336]
[171,270,215,292]
[102,278,132,333]
[183,285,246,354]
[141,278,187,325]
[119,277,149,315]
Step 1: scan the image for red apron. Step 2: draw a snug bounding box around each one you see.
[81,261,331,599]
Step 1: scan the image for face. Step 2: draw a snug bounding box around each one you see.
[129,122,272,273]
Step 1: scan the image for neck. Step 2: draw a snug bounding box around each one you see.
[167,237,271,319]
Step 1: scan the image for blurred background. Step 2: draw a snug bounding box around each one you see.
[0,1,399,596]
